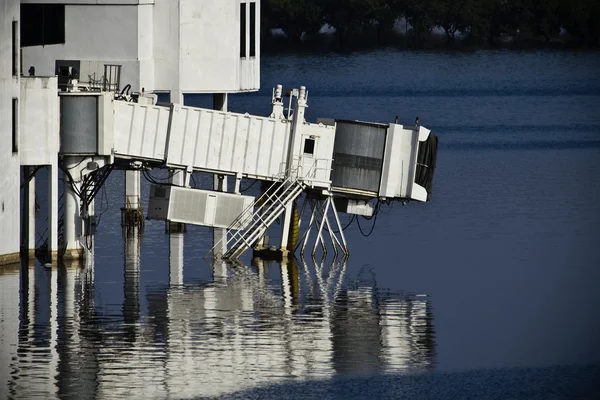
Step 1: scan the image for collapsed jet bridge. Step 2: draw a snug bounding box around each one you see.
[58,84,438,259]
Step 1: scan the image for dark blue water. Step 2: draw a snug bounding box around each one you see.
[2,50,600,399]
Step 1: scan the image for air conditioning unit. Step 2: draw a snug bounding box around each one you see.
[147,185,254,230]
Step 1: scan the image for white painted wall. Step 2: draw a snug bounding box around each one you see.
[22,0,260,103]
[21,4,146,91]
[19,77,59,165]
[0,0,20,261]
[177,0,260,94]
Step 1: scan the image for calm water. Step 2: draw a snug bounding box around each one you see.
[2,50,600,399]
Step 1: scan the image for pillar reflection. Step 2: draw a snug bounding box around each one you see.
[3,252,435,399]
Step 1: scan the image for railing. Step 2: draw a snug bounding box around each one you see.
[207,164,315,259]
[102,64,122,93]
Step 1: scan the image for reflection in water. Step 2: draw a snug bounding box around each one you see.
[1,254,435,399]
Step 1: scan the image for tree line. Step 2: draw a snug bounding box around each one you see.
[261,0,600,48]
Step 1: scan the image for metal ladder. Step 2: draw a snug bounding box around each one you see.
[210,175,306,260]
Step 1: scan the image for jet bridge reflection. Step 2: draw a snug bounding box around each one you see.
[2,256,435,399]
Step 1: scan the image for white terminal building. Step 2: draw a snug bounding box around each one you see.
[0,0,438,265]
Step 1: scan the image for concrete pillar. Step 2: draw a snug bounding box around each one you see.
[279,202,293,256]
[213,93,228,254]
[22,166,36,257]
[167,169,185,233]
[48,163,59,259]
[63,158,83,259]
[169,232,183,286]
[122,170,143,226]
[125,170,141,209]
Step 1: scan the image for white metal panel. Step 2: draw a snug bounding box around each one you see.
[113,101,170,161]
[290,122,335,188]
[167,105,290,179]
[379,124,428,201]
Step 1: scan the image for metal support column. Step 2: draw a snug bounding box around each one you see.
[169,232,184,286]
[122,170,143,227]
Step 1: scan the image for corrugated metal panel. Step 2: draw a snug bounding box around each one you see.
[167,106,290,179]
[147,185,254,230]
[331,120,388,193]
[113,102,170,161]
[59,95,97,154]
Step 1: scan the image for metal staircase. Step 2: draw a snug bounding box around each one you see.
[79,164,114,216]
[210,175,306,260]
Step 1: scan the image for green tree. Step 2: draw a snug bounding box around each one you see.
[402,0,436,41]
[531,0,561,41]
[270,0,323,43]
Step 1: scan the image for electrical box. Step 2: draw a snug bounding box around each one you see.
[147,185,255,230]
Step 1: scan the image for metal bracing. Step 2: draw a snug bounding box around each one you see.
[296,196,349,260]
[79,164,114,217]
[207,173,306,260]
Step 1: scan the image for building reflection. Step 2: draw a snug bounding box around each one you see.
[1,252,435,399]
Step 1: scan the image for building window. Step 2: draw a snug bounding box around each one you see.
[240,2,247,57]
[303,138,315,155]
[12,98,18,153]
[12,21,19,76]
[249,2,256,57]
[21,4,65,47]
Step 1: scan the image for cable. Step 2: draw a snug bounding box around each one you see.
[356,202,380,237]
[240,179,258,193]
[95,185,110,228]
[20,165,46,188]
[58,163,82,197]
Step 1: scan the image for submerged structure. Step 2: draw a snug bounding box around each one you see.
[0,0,438,266]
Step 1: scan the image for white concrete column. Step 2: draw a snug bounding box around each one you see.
[213,93,228,254]
[48,163,59,256]
[280,202,293,254]
[169,232,183,286]
[21,166,36,255]
[63,158,83,257]
[125,170,141,210]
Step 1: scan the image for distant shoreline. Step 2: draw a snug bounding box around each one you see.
[261,32,600,55]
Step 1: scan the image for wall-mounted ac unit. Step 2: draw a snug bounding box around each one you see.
[147,185,254,230]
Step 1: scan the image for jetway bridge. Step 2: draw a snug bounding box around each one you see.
[57,85,438,259]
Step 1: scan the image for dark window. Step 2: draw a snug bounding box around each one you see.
[12,21,18,76]
[303,138,315,155]
[12,98,18,153]
[21,4,65,47]
[249,2,256,57]
[240,2,246,57]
